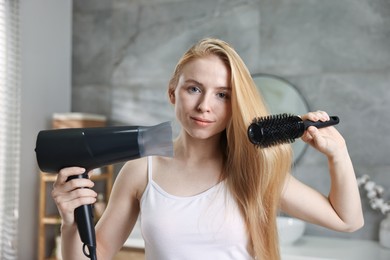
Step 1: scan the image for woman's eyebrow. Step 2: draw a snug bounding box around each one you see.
[185,79,231,90]
[216,86,231,91]
[184,79,203,86]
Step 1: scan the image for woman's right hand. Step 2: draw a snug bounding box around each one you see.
[51,167,97,226]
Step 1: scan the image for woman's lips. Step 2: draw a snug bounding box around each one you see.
[191,117,213,126]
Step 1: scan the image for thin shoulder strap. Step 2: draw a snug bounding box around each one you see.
[147,156,153,182]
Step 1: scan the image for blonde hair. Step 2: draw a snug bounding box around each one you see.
[168,38,292,260]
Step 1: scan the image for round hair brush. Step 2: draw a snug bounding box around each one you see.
[247,113,340,148]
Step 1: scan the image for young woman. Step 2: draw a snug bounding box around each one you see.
[52,38,363,260]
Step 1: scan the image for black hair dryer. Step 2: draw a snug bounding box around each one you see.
[35,121,173,260]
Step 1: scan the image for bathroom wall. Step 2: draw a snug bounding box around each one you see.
[19,1,72,259]
[72,0,390,241]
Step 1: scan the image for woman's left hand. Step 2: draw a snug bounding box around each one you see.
[300,111,347,158]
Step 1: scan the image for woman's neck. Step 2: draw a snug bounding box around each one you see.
[174,132,223,163]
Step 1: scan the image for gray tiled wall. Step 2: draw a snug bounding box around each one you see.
[71,0,390,241]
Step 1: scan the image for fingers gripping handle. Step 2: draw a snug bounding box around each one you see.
[303,116,340,130]
[66,172,97,260]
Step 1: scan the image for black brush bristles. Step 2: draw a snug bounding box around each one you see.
[247,114,340,148]
[247,113,304,148]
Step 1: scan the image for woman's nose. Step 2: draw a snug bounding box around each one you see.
[197,95,211,112]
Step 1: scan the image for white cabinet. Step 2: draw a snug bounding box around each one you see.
[123,235,390,260]
[281,236,390,260]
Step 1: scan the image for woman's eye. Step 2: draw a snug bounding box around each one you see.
[188,86,201,93]
[217,92,230,99]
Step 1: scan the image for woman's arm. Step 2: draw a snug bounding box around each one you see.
[281,111,364,232]
[95,158,148,259]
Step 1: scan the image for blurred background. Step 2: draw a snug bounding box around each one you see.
[10,0,390,259]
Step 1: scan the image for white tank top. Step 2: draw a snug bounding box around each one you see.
[140,157,253,260]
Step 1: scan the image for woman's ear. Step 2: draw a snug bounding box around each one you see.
[169,90,175,104]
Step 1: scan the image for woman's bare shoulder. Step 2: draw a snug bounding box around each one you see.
[119,157,149,177]
[114,157,149,200]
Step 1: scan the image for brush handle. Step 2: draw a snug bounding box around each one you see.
[303,116,340,129]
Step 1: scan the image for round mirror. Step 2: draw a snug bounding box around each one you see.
[252,74,309,164]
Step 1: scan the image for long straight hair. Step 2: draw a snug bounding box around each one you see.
[168,38,293,260]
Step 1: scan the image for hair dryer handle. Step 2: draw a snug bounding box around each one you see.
[67,172,97,258]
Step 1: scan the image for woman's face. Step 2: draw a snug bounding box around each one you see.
[170,55,232,140]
